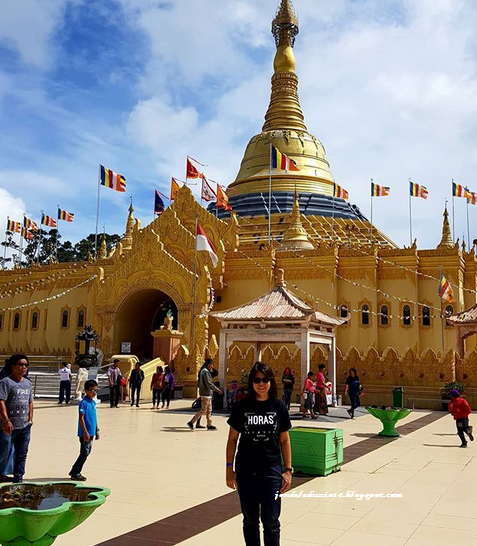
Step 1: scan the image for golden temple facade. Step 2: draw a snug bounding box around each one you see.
[1,0,477,407]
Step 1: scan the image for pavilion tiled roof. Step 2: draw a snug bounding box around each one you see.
[446,303,477,324]
[211,285,346,326]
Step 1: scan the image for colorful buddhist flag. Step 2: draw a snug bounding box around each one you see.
[186,156,204,179]
[6,219,21,233]
[21,227,33,241]
[154,190,165,215]
[409,181,428,199]
[333,183,349,200]
[196,222,218,268]
[438,273,454,303]
[23,217,38,232]
[170,177,181,201]
[468,191,477,205]
[217,185,232,211]
[100,165,127,192]
[371,182,390,197]
[452,182,471,199]
[201,176,216,202]
[58,208,75,222]
[41,213,57,228]
[271,145,299,172]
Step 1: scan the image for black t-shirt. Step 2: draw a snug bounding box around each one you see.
[227,397,292,469]
[346,376,360,394]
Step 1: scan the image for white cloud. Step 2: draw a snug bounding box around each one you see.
[0,0,77,68]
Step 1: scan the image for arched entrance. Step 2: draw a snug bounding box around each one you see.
[114,289,178,360]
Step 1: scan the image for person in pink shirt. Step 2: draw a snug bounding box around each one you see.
[314,363,328,415]
[302,371,317,419]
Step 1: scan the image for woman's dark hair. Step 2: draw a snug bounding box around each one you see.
[165,365,171,374]
[9,354,29,366]
[318,363,326,371]
[307,371,314,378]
[247,362,278,400]
[348,367,359,379]
[204,358,213,365]
[157,366,163,373]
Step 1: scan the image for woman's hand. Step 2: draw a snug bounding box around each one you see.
[226,467,237,490]
[280,471,292,493]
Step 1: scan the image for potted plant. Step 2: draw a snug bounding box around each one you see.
[441,381,465,412]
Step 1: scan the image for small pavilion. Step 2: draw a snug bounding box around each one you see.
[447,304,477,356]
[211,270,348,400]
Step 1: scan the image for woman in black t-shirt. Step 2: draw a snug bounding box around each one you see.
[226,362,292,546]
[344,367,361,419]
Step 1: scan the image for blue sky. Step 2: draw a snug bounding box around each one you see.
[2,0,477,250]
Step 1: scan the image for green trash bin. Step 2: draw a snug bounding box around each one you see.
[392,386,404,408]
[288,427,343,476]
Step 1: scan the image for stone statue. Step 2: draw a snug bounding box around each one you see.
[160,309,174,332]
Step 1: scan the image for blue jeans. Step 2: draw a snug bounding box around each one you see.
[236,465,282,546]
[59,380,71,403]
[0,425,32,482]
[70,437,94,476]
[283,390,292,410]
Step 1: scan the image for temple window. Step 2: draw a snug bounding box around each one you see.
[403,305,411,326]
[361,305,370,325]
[380,305,389,326]
[340,305,348,318]
[445,305,454,317]
[422,306,431,327]
[77,309,85,328]
[31,312,39,330]
[13,312,20,331]
[61,310,69,329]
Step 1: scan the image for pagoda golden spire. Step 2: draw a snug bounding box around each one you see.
[262,0,307,132]
[281,190,314,250]
[99,232,107,259]
[437,206,453,249]
[121,203,135,251]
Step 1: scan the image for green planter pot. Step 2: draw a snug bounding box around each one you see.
[0,482,110,546]
[289,427,343,476]
[366,407,412,437]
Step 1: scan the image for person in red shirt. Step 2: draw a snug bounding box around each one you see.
[301,372,317,419]
[314,363,328,416]
[449,389,474,448]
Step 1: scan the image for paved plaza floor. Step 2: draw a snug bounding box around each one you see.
[21,399,477,546]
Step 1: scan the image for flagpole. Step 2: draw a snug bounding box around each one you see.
[370,178,373,245]
[409,179,413,246]
[94,165,101,260]
[190,216,199,351]
[452,178,455,243]
[466,198,471,249]
[268,141,272,247]
[438,265,444,353]
[331,183,336,244]
[37,212,44,265]
[2,220,7,269]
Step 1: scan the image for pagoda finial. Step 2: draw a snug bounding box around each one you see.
[281,191,314,250]
[437,205,453,249]
[99,231,107,260]
[272,0,299,49]
[263,0,306,132]
[121,203,135,251]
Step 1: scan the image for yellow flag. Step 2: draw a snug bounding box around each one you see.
[170,177,181,201]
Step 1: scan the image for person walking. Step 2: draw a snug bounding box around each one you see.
[313,363,328,415]
[344,367,361,419]
[0,355,34,483]
[281,367,295,411]
[58,361,72,405]
[69,379,100,481]
[449,389,474,448]
[129,363,145,407]
[150,366,164,410]
[161,366,174,409]
[226,361,293,546]
[302,371,317,419]
[107,359,121,408]
[187,358,223,431]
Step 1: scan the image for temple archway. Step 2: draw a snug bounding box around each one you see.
[113,289,178,360]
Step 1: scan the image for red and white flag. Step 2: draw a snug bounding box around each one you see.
[196,222,218,268]
[201,176,216,202]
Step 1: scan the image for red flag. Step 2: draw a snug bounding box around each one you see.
[186,156,203,179]
[201,176,216,202]
[196,223,218,268]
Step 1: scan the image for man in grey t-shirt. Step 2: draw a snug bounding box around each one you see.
[0,355,33,483]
